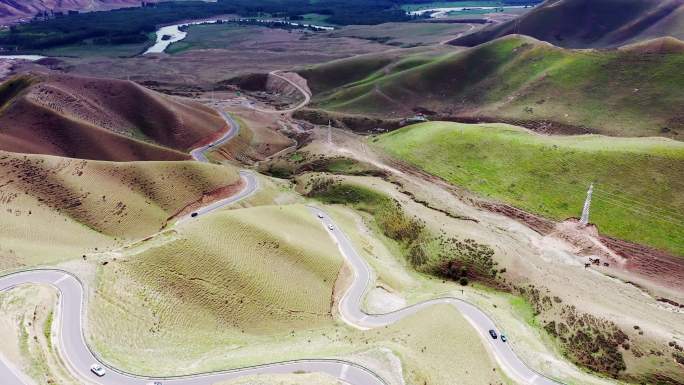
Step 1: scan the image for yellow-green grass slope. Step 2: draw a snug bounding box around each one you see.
[90,205,343,373]
[88,205,509,385]
[303,35,684,138]
[374,122,684,256]
[0,150,240,270]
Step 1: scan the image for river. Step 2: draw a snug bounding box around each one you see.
[0,55,46,61]
[144,19,334,55]
[409,5,532,18]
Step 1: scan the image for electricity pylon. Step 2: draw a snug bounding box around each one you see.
[327,120,332,145]
[580,183,594,226]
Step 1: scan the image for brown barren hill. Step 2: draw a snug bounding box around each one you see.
[0,73,227,161]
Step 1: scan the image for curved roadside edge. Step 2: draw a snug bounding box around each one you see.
[307,205,565,385]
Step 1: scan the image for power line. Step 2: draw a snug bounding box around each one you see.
[591,195,684,227]
[593,190,684,220]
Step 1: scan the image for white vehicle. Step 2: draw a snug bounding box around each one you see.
[328,224,334,231]
[147,382,163,385]
[317,213,324,219]
[90,363,106,377]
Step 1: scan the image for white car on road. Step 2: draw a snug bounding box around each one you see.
[328,224,334,231]
[90,363,106,377]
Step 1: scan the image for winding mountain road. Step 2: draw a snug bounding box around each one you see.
[0,103,563,385]
[309,206,560,385]
[245,70,311,114]
[190,110,241,162]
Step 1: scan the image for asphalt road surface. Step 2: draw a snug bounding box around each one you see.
[190,110,240,163]
[174,170,258,225]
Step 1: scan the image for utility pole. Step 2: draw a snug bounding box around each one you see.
[580,183,594,226]
[327,120,332,145]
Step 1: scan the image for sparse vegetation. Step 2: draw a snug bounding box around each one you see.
[519,284,629,377]
[87,204,508,384]
[435,236,500,287]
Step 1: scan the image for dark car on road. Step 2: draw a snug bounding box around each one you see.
[191,212,198,217]
[489,329,498,339]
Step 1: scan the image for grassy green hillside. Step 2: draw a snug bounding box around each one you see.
[302,35,684,138]
[451,0,684,48]
[374,122,684,256]
[0,150,240,270]
[298,46,449,95]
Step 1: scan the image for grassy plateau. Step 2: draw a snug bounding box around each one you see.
[374,121,684,256]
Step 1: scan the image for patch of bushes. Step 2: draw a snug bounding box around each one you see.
[306,178,499,287]
[435,236,499,287]
[263,152,386,179]
[307,178,425,251]
[518,284,629,377]
[0,75,34,110]
[43,311,53,350]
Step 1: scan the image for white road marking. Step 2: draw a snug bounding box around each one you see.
[339,364,350,379]
[53,274,69,285]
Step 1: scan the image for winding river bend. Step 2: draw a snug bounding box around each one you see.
[144,19,334,55]
[408,5,532,18]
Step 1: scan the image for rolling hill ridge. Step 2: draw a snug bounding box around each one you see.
[0,72,227,161]
[0,149,241,269]
[299,35,684,138]
[450,0,684,48]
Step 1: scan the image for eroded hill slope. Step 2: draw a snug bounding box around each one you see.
[0,150,241,269]
[0,72,227,161]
